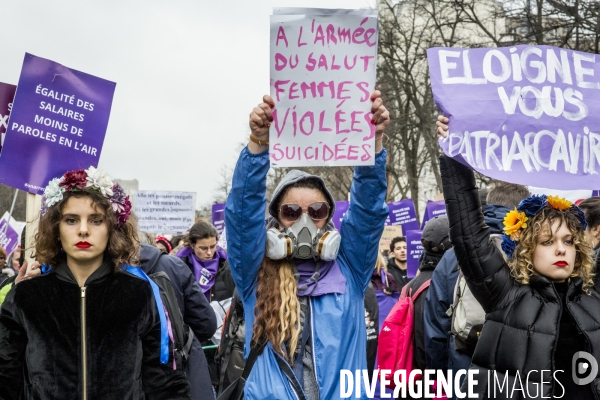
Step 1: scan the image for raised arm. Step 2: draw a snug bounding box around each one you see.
[225,96,272,302]
[439,155,512,312]
[338,91,390,293]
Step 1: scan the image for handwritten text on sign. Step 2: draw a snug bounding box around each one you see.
[428,45,600,190]
[133,191,195,234]
[270,11,378,167]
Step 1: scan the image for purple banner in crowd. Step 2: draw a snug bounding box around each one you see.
[0,82,17,153]
[387,198,419,232]
[428,45,600,190]
[0,216,21,257]
[0,53,116,194]
[333,200,349,231]
[211,203,225,236]
[420,199,447,229]
[405,230,423,278]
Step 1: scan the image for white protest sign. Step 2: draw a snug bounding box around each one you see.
[133,191,195,234]
[270,8,378,167]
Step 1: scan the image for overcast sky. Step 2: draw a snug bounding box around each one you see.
[2,0,375,208]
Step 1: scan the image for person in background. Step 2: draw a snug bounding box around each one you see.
[424,182,529,399]
[579,196,600,275]
[140,242,217,400]
[371,252,399,330]
[176,221,234,303]
[387,236,410,288]
[0,247,12,286]
[402,215,452,372]
[8,246,21,273]
[155,235,173,254]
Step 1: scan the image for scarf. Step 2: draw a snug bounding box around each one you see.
[177,246,227,300]
[293,258,346,297]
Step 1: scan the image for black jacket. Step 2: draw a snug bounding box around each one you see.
[386,257,411,289]
[403,251,443,370]
[140,244,217,400]
[440,155,600,399]
[0,258,191,400]
[180,256,235,302]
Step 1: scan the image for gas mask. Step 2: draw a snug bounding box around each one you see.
[266,213,341,261]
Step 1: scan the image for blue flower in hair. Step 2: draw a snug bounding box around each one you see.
[572,205,588,230]
[501,234,517,259]
[517,195,547,217]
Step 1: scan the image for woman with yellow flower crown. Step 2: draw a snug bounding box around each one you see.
[437,116,598,400]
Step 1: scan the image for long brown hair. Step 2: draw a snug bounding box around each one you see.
[35,191,139,270]
[508,207,594,293]
[252,257,301,363]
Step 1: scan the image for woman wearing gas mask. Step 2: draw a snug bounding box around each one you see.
[224,92,389,399]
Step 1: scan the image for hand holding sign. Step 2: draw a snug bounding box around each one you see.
[248,91,389,155]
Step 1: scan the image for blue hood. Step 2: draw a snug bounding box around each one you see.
[483,204,511,234]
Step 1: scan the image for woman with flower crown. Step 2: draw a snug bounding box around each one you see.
[437,117,599,399]
[0,167,191,399]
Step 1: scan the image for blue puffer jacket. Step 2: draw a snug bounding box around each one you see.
[225,147,388,400]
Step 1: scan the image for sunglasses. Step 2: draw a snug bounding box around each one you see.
[279,202,330,222]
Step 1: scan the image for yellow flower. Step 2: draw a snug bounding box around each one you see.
[547,195,572,211]
[503,208,528,236]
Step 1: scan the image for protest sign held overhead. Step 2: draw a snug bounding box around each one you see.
[405,230,423,278]
[0,83,17,152]
[0,53,115,194]
[270,8,378,167]
[387,198,419,232]
[0,212,25,257]
[211,203,225,236]
[332,200,349,231]
[420,199,447,229]
[133,191,195,234]
[428,45,600,190]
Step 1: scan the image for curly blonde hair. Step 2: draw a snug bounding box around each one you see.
[252,257,301,363]
[508,207,594,293]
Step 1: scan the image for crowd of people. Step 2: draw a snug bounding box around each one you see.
[0,95,599,400]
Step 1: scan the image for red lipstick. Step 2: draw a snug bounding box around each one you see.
[76,242,91,249]
[554,261,568,267]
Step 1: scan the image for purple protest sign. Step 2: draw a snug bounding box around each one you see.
[420,199,447,229]
[332,200,349,231]
[593,190,600,197]
[0,53,115,194]
[428,45,600,190]
[212,203,225,236]
[0,82,17,153]
[387,198,419,232]
[0,212,22,256]
[405,230,423,278]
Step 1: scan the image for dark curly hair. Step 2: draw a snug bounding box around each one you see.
[35,191,139,270]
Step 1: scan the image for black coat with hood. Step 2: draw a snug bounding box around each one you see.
[0,257,191,400]
[140,244,217,400]
[440,155,600,399]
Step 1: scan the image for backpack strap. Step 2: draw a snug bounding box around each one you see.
[411,279,431,301]
[274,355,308,400]
[125,266,170,365]
[241,341,267,380]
